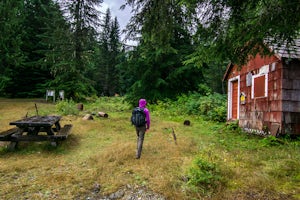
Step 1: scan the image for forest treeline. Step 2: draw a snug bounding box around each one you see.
[1,0,299,104]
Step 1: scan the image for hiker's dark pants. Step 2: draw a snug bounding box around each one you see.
[136,125,146,158]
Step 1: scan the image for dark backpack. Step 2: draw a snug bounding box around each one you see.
[131,107,146,127]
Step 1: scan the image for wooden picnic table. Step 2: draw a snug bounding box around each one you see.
[0,115,72,150]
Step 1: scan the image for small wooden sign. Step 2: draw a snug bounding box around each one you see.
[246,72,252,86]
[240,92,246,104]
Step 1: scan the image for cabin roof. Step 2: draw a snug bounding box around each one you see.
[222,63,233,82]
[267,38,300,59]
[223,38,300,81]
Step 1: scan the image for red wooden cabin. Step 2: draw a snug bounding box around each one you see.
[223,40,300,136]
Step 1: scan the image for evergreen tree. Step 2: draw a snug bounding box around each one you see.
[38,1,74,97]
[110,17,122,95]
[94,9,121,96]
[0,0,24,96]
[3,0,59,97]
[58,0,103,100]
[123,0,204,103]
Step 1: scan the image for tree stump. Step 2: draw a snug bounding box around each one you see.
[77,103,83,111]
[98,112,108,118]
[183,120,191,126]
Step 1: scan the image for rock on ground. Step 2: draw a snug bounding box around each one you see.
[82,184,166,200]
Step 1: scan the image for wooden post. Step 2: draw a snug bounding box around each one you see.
[35,103,39,116]
[171,128,177,145]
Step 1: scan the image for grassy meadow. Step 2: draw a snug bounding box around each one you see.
[0,98,299,200]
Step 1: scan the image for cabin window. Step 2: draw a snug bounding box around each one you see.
[251,73,268,98]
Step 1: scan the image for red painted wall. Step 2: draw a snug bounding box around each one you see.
[227,54,283,135]
[227,54,300,135]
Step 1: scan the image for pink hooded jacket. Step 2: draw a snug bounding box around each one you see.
[139,99,150,129]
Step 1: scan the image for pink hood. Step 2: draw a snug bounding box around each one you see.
[138,99,150,129]
[139,99,147,108]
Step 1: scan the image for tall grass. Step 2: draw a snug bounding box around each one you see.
[0,97,299,199]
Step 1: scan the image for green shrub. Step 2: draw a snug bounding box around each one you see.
[55,99,79,115]
[260,136,285,147]
[198,93,227,122]
[137,92,227,122]
[225,120,240,131]
[171,92,227,122]
[87,96,131,112]
[185,157,222,194]
[152,98,183,117]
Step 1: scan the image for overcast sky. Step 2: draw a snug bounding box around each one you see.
[101,0,131,32]
[100,0,137,45]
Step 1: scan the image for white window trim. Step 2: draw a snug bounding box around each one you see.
[251,73,268,99]
[227,75,240,120]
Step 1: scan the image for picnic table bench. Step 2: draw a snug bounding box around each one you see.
[54,124,72,140]
[0,127,19,141]
[0,115,72,150]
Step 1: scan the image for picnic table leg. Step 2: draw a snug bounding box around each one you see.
[55,122,61,131]
[44,127,58,146]
[45,127,55,136]
[8,142,18,151]
[28,127,40,135]
[50,141,58,147]
[7,128,24,151]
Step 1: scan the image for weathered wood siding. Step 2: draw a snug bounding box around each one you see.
[281,59,300,134]
[240,55,281,135]
[226,54,300,135]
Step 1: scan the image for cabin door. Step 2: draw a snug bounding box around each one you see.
[228,76,240,120]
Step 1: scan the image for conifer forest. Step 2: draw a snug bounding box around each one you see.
[1,0,299,104]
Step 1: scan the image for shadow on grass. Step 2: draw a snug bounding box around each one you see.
[0,134,80,155]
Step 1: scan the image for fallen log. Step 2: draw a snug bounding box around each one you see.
[83,114,93,120]
[98,112,108,118]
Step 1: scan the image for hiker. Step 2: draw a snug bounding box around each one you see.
[131,98,150,159]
